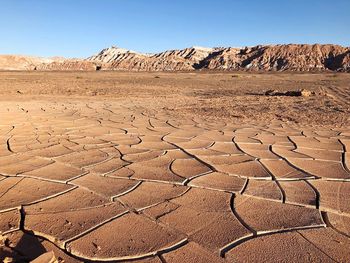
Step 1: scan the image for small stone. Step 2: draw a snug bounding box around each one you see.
[300,89,312,97]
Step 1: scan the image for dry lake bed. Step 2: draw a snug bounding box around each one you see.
[0,72,350,262]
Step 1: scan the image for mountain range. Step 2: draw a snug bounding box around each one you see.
[1,44,349,72]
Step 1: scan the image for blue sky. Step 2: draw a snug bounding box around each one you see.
[0,0,349,57]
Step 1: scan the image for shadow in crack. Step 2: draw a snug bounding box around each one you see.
[1,230,47,262]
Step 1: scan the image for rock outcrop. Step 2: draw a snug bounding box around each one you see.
[1,44,350,71]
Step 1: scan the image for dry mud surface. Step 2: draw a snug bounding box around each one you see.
[0,72,350,262]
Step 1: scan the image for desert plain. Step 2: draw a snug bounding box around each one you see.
[0,71,350,262]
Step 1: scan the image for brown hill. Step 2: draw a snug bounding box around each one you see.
[1,44,349,71]
[87,44,350,72]
[36,59,98,71]
[0,55,57,70]
[86,46,219,71]
[201,44,350,71]
[0,55,98,71]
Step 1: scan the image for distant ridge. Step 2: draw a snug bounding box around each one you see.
[1,44,349,72]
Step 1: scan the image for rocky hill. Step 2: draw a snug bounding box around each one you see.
[201,44,350,71]
[1,44,349,71]
[87,44,350,72]
[86,46,219,71]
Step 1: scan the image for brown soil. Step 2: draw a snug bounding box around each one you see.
[0,71,349,262]
[0,71,349,127]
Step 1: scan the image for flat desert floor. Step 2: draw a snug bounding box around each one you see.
[0,72,350,262]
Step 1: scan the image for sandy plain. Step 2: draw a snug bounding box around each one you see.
[0,71,349,262]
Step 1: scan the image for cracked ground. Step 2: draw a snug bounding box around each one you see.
[0,72,350,262]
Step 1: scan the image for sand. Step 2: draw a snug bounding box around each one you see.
[0,71,349,262]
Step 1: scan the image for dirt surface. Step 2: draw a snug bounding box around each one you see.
[0,71,349,127]
[0,72,349,262]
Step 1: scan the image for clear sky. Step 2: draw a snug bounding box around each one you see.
[0,0,349,58]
